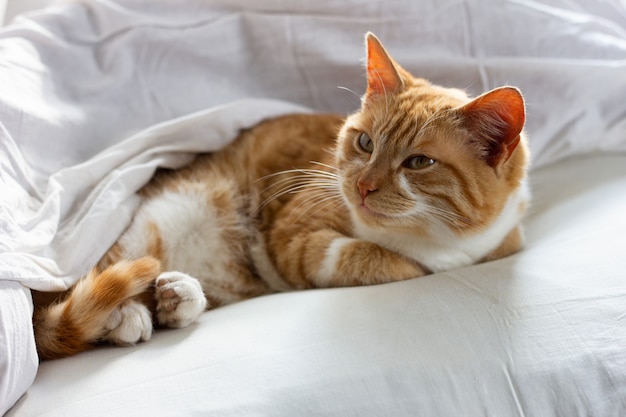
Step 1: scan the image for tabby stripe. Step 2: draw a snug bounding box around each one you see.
[396,118,421,149]
[420,187,474,229]
[316,237,356,287]
[377,113,406,145]
[445,163,482,209]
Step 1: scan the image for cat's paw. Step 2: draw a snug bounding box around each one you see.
[155,271,207,328]
[104,300,153,345]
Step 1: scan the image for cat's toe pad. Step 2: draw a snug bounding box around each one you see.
[104,301,152,345]
[155,271,207,328]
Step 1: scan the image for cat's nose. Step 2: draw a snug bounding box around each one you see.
[357,179,378,201]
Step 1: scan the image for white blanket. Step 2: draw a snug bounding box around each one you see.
[2,0,626,290]
[1,0,626,414]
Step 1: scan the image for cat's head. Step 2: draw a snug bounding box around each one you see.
[336,33,529,238]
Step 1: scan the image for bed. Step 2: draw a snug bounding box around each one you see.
[2,0,626,415]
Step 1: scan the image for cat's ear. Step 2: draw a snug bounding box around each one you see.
[364,32,403,100]
[458,86,526,168]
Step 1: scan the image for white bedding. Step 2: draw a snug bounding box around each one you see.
[1,0,626,415]
[7,154,626,416]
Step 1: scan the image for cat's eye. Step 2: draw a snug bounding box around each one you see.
[357,133,374,153]
[403,155,436,170]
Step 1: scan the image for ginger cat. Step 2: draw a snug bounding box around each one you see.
[33,33,530,360]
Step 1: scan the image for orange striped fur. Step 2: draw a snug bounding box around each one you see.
[33,258,160,359]
[33,33,530,359]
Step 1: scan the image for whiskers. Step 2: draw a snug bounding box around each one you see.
[255,164,343,223]
[337,86,362,107]
[420,202,472,230]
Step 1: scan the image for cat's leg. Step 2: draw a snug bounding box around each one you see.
[154,268,271,329]
[154,272,207,328]
[97,270,207,342]
[273,229,427,289]
[100,270,208,339]
[33,257,160,359]
[103,300,153,345]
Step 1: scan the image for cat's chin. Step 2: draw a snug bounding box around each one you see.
[355,203,390,221]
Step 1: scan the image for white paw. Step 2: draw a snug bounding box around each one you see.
[155,271,207,328]
[104,301,152,345]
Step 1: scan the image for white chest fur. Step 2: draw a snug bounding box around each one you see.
[117,186,238,280]
[353,181,530,273]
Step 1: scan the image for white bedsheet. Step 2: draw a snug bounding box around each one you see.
[8,154,626,416]
[1,0,626,415]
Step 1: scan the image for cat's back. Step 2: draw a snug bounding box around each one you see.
[204,113,345,216]
[142,113,343,198]
[226,113,344,186]
[103,113,344,285]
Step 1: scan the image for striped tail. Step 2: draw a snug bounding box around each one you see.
[33,257,161,360]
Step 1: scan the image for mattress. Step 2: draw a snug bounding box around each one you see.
[2,0,626,415]
[7,153,626,416]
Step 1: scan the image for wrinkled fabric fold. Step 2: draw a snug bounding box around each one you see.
[0,0,624,290]
[1,0,625,415]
